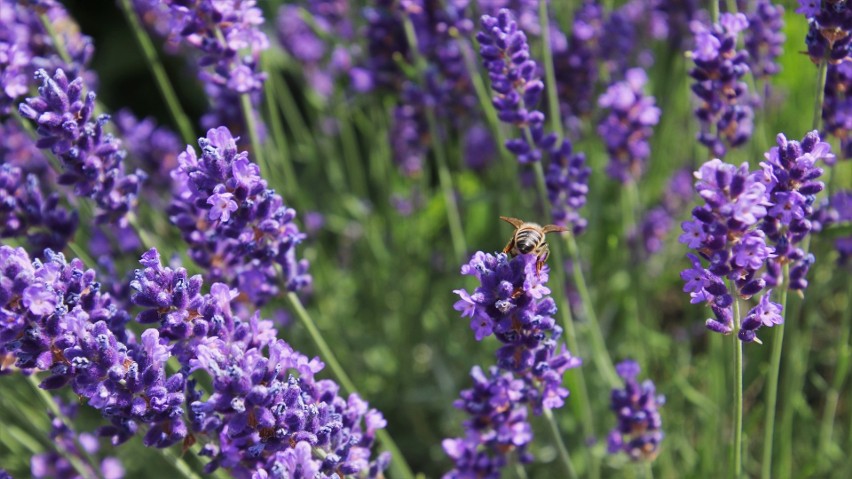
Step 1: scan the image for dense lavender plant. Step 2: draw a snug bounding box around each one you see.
[545,140,591,234]
[798,0,852,63]
[18,69,146,226]
[31,399,125,479]
[168,126,310,306]
[743,0,785,81]
[759,131,830,291]
[607,360,664,461]
[446,252,581,474]
[478,9,555,164]
[689,13,754,158]
[597,68,661,183]
[679,159,782,342]
[363,0,410,91]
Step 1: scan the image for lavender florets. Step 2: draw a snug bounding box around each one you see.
[477,9,555,164]
[168,126,311,306]
[545,139,591,234]
[607,360,664,461]
[18,69,146,226]
[744,0,785,80]
[597,68,661,183]
[689,13,754,158]
[798,0,852,63]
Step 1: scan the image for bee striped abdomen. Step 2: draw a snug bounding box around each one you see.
[515,227,543,254]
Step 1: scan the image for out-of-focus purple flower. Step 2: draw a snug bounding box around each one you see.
[476,1,540,35]
[799,0,852,63]
[464,123,497,172]
[0,164,77,254]
[632,168,695,256]
[655,0,702,51]
[478,9,555,164]
[153,0,268,140]
[679,159,778,342]
[743,0,785,80]
[545,139,590,234]
[31,399,125,479]
[113,110,182,196]
[0,119,51,179]
[689,13,754,158]
[18,69,146,226]
[822,61,852,160]
[363,0,410,91]
[607,360,664,461]
[168,126,310,306]
[597,68,661,183]
[551,0,603,132]
[759,131,830,291]
[446,251,581,474]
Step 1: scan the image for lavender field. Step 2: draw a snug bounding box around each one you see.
[1,0,851,478]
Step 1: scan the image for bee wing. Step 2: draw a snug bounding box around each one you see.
[542,224,569,234]
[499,216,525,228]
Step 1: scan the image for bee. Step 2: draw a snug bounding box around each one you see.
[500,216,567,275]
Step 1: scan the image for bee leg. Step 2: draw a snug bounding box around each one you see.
[511,287,523,299]
[503,237,515,256]
[536,245,550,276]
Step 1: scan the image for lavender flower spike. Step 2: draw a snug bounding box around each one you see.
[597,68,661,183]
[689,13,754,158]
[18,68,146,226]
[477,9,555,164]
[607,360,664,461]
[169,126,310,306]
[744,0,785,81]
[545,139,591,234]
[799,0,852,63]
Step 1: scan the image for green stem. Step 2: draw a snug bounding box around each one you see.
[426,109,468,260]
[761,265,789,479]
[732,296,743,478]
[538,0,563,143]
[710,0,720,24]
[160,447,204,479]
[818,285,852,456]
[565,233,619,388]
[261,55,297,196]
[813,60,828,131]
[544,408,578,479]
[117,0,195,144]
[622,181,645,363]
[240,93,270,180]
[285,293,414,479]
[25,376,104,479]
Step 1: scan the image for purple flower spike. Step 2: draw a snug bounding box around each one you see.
[597,68,661,183]
[679,157,782,342]
[822,61,852,160]
[689,13,754,157]
[169,126,310,306]
[478,9,555,164]
[545,140,591,234]
[759,131,830,291]
[608,360,664,461]
[744,0,785,80]
[446,252,582,474]
[18,69,146,226]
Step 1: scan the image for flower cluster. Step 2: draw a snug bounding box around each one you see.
[689,13,754,158]
[743,0,785,81]
[363,0,410,92]
[597,68,661,183]
[679,158,782,342]
[132,248,389,477]
[18,69,146,226]
[168,126,310,306]
[445,252,581,474]
[607,360,664,461]
[759,131,830,291]
[31,399,125,479]
[798,0,852,63]
[478,9,555,164]
[545,140,591,234]
[0,164,78,253]
[822,60,852,160]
